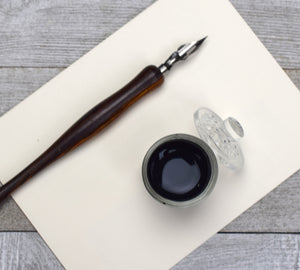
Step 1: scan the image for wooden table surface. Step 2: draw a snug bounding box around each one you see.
[0,0,299,269]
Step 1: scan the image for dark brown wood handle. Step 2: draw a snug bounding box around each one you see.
[0,65,164,203]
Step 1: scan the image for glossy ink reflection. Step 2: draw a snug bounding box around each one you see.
[147,139,212,202]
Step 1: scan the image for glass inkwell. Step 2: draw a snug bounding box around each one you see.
[142,108,244,207]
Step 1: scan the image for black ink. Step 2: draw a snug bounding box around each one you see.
[147,139,212,202]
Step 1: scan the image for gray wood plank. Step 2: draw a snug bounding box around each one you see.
[0,192,34,231]
[0,0,156,68]
[0,68,299,232]
[0,232,63,270]
[173,233,300,270]
[0,0,299,68]
[1,232,300,270]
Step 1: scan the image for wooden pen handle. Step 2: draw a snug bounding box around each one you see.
[0,65,164,203]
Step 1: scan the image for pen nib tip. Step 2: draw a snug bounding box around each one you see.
[159,36,208,74]
[196,36,208,47]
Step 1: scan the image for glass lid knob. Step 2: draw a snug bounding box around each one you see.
[194,108,244,171]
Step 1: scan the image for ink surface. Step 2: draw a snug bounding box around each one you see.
[147,139,212,202]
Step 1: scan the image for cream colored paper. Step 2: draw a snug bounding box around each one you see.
[1,0,300,269]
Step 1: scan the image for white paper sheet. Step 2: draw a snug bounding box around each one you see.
[1,0,300,269]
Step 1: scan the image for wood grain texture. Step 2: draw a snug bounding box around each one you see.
[1,232,300,270]
[0,0,299,68]
[0,232,63,270]
[0,0,156,67]
[174,233,300,270]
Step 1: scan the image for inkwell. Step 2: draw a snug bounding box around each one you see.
[142,108,244,207]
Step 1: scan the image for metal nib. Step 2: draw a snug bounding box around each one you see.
[159,37,207,74]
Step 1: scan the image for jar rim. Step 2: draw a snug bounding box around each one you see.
[142,134,219,208]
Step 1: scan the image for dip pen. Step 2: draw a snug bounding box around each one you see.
[0,37,207,204]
